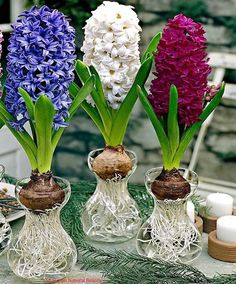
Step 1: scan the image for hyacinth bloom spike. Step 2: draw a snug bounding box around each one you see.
[149,14,211,127]
[137,14,225,170]
[81,1,141,110]
[0,31,3,97]
[75,1,160,148]
[5,5,76,131]
[0,30,4,135]
[0,5,95,174]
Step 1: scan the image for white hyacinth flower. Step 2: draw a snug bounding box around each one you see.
[81,1,141,109]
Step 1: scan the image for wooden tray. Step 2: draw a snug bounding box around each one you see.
[201,209,236,234]
[208,230,236,262]
[195,216,203,235]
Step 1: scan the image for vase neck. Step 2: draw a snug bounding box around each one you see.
[24,207,61,224]
[96,178,130,198]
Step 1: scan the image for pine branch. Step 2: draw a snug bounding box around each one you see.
[209,274,236,284]
[78,244,208,284]
[3,175,18,185]
[191,194,210,217]
[129,184,154,219]
[60,181,93,247]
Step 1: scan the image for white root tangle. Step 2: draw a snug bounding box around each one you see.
[0,213,12,255]
[7,207,77,283]
[81,176,142,242]
[136,198,202,264]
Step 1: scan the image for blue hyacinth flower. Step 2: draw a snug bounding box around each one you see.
[5,5,76,130]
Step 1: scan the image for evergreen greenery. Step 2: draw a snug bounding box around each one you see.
[25,0,104,31]
[170,0,209,22]
[191,194,210,217]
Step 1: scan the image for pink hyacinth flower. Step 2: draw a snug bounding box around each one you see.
[149,14,211,126]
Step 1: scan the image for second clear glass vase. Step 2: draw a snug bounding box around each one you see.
[81,148,142,243]
[136,167,202,264]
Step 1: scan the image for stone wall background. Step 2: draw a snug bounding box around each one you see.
[53,0,236,184]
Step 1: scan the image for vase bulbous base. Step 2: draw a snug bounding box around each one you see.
[81,178,142,243]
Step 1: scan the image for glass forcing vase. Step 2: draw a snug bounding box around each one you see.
[81,148,142,243]
[0,164,12,256]
[7,176,77,283]
[0,164,5,181]
[0,212,12,256]
[136,167,202,264]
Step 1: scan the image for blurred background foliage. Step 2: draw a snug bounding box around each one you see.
[26,0,102,49]
[25,0,127,53]
[0,0,9,23]
[170,0,208,21]
[24,0,236,65]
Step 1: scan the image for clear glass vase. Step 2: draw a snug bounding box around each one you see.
[81,148,142,243]
[0,164,5,181]
[0,212,12,256]
[136,167,202,264]
[0,164,12,255]
[7,176,77,283]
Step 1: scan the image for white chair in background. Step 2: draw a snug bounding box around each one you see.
[0,126,31,178]
[189,52,236,202]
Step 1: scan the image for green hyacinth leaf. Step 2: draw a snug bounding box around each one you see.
[0,111,37,169]
[0,118,4,130]
[141,32,162,63]
[18,87,35,122]
[0,101,37,156]
[69,82,80,99]
[52,76,102,151]
[35,95,55,173]
[167,85,179,157]
[75,60,112,133]
[69,81,108,143]
[200,82,225,121]
[69,75,95,118]
[109,57,153,146]
[89,66,108,109]
[75,59,91,85]
[137,85,172,169]
[173,82,225,167]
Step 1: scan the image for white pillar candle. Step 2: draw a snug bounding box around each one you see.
[187,201,195,223]
[206,193,233,218]
[217,215,236,243]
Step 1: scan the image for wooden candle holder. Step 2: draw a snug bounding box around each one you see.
[208,230,236,262]
[200,208,236,234]
[195,216,203,235]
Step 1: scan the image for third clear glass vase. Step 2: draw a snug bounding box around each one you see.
[136,167,202,264]
[81,148,142,243]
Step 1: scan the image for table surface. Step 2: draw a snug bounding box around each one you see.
[0,217,236,284]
